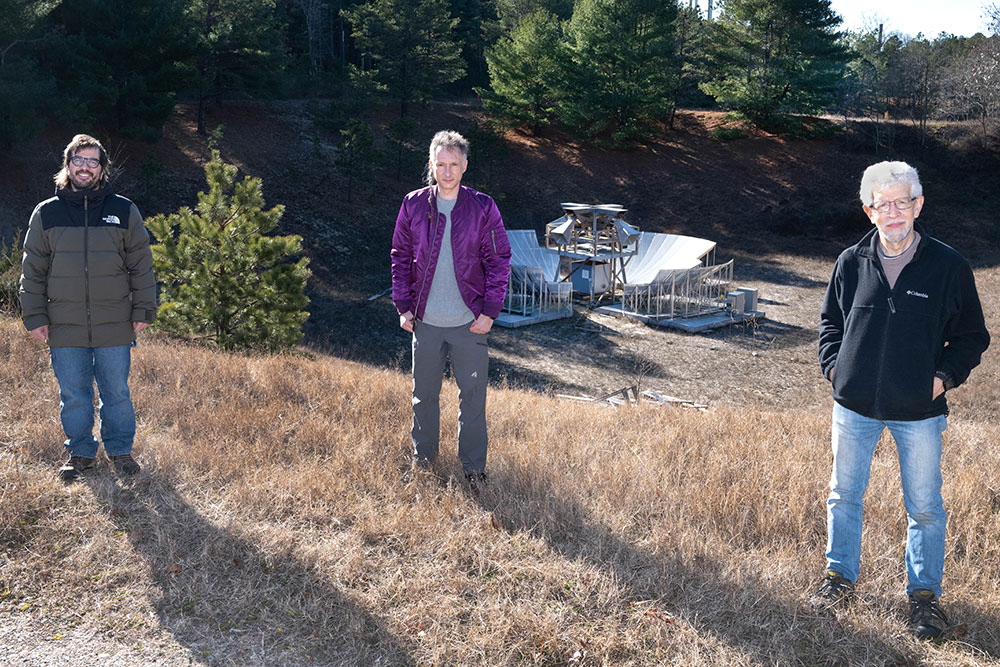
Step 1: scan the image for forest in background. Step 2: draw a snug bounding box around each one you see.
[2,0,1000,151]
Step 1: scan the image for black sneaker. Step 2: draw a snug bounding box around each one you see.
[809,569,855,610]
[465,470,488,495]
[909,590,949,642]
[110,453,141,475]
[58,455,96,481]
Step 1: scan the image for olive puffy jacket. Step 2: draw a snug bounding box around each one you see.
[20,184,157,348]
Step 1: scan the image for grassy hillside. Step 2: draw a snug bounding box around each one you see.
[2,104,998,395]
[3,102,999,664]
[2,312,999,665]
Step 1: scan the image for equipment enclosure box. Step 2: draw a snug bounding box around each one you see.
[571,260,610,294]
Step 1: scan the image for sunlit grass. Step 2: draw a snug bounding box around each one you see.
[2,304,998,665]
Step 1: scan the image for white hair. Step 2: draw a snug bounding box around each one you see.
[859,161,923,206]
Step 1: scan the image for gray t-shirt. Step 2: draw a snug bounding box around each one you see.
[878,231,920,290]
[421,196,475,327]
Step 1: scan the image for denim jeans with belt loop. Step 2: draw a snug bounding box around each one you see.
[826,402,948,596]
[49,344,136,459]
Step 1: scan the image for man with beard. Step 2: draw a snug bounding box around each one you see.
[811,161,990,641]
[20,134,157,481]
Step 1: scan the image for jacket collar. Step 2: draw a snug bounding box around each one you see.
[858,222,930,261]
[430,183,467,210]
[56,182,115,207]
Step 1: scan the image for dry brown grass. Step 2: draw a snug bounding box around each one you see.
[2,278,999,666]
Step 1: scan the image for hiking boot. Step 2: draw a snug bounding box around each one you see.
[110,453,141,475]
[909,590,949,642]
[58,455,96,481]
[465,470,488,495]
[809,569,855,610]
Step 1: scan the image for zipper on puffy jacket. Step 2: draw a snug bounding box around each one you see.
[491,229,497,253]
[84,196,93,346]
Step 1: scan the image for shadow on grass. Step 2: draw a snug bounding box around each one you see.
[87,472,412,666]
[469,465,1000,664]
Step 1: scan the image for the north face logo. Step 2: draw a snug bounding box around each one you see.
[102,215,122,225]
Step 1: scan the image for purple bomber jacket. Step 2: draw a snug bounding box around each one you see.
[391,184,511,321]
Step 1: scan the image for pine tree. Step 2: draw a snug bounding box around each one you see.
[335,118,377,203]
[342,0,465,116]
[0,231,24,315]
[0,0,59,147]
[187,0,287,135]
[477,9,566,132]
[148,150,311,352]
[700,0,848,125]
[560,0,677,146]
[47,0,193,141]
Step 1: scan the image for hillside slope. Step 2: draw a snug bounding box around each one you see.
[2,103,998,402]
[2,315,999,665]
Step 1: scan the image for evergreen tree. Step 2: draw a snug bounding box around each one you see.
[671,1,713,121]
[342,0,465,116]
[701,0,848,125]
[449,0,494,90]
[561,0,677,145]
[492,0,573,31]
[187,0,287,135]
[47,0,192,141]
[148,150,311,352]
[387,115,419,181]
[477,9,566,132]
[0,231,24,316]
[0,0,58,147]
[335,118,377,202]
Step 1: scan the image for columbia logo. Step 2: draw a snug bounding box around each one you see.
[102,215,122,225]
[906,290,929,299]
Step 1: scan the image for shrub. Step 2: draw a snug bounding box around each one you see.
[147,150,311,352]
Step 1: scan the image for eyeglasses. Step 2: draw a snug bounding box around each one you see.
[871,197,916,213]
[70,156,101,168]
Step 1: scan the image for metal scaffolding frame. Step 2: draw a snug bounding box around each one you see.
[498,203,759,330]
[502,265,573,319]
[620,260,734,320]
[544,203,640,302]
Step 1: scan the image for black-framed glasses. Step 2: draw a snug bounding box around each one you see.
[871,197,916,213]
[70,156,101,168]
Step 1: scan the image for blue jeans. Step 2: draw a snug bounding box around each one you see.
[49,345,136,459]
[826,402,947,596]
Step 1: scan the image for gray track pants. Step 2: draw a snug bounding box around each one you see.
[411,321,489,473]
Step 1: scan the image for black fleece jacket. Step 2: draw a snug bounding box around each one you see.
[819,224,990,421]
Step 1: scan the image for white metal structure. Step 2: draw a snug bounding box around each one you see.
[497,230,573,328]
[497,209,763,330]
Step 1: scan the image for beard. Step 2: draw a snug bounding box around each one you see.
[69,170,99,190]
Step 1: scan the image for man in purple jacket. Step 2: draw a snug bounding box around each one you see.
[391,130,511,492]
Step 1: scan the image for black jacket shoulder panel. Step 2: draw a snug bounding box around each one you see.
[40,189,133,231]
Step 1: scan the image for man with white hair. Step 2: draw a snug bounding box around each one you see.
[811,161,989,640]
